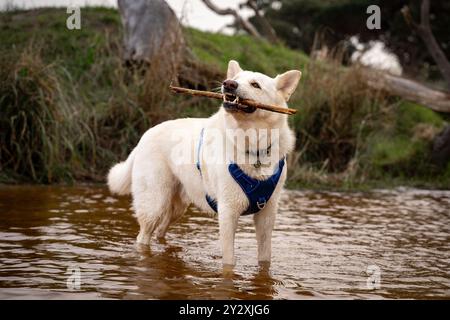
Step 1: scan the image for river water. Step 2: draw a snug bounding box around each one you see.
[0,185,449,299]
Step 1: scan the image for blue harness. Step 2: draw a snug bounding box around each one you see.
[196,128,285,215]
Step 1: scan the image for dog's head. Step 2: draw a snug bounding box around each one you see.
[221,60,301,121]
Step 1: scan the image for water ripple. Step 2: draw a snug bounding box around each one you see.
[0,185,449,299]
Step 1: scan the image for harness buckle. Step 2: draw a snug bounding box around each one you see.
[257,198,267,210]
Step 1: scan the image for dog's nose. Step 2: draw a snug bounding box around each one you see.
[223,79,238,91]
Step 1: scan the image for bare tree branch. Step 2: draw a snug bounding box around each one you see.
[201,0,262,39]
[402,0,450,90]
[401,6,419,29]
[420,0,430,28]
[242,0,279,44]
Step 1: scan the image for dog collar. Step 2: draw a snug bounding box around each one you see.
[246,144,271,169]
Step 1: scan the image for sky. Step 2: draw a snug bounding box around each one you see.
[1,0,254,33]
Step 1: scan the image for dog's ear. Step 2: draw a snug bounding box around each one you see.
[275,70,302,101]
[227,60,243,79]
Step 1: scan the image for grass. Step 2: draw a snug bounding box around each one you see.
[0,7,449,189]
[187,28,309,75]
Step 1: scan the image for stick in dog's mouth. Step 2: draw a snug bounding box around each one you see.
[223,93,239,104]
[169,85,297,115]
[223,93,257,113]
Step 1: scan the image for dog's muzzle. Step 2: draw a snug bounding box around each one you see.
[222,80,256,114]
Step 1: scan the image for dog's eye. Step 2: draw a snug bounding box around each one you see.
[250,81,261,89]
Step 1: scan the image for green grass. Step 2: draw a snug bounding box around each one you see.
[396,101,445,132]
[0,7,449,189]
[187,28,309,75]
[372,136,420,166]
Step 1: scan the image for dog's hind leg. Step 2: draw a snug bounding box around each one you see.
[132,162,178,246]
[155,189,188,240]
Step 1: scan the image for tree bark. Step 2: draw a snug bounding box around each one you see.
[402,0,450,90]
[432,125,450,168]
[118,0,184,64]
[200,0,262,39]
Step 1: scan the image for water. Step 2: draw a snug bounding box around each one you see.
[0,185,449,299]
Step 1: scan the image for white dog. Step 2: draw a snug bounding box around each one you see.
[107,60,300,267]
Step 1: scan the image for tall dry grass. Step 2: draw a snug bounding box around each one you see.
[287,60,393,188]
[0,45,89,182]
[0,32,222,183]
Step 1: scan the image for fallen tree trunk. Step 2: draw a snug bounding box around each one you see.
[364,71,450,113]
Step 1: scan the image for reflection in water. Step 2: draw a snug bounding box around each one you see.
[0,185,449,299]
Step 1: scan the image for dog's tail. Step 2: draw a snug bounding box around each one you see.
[107,149,136,195]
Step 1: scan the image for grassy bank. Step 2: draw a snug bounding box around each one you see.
[0,7,449,189]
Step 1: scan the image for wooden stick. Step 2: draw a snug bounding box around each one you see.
[169,85,297,115]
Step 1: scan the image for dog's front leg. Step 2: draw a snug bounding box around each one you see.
[253,201,277,266]
[218,207,240,267]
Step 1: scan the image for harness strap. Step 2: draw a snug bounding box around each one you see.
[228,158,285,215]
[196,128,204,172]
[196,128,217,211]
[205,194,218,212]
